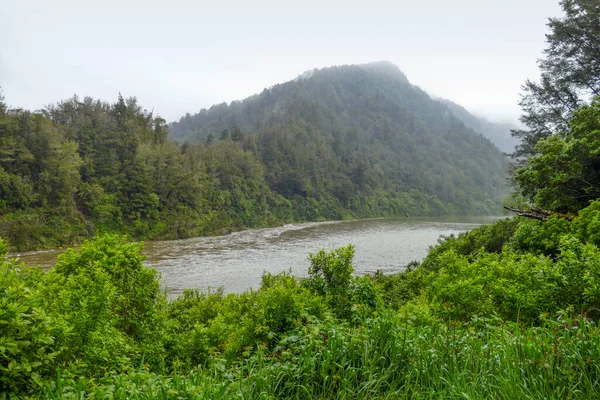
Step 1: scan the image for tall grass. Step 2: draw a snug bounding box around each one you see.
[44,312,600,399]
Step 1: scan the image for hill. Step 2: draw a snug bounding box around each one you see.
[170,61,508,215]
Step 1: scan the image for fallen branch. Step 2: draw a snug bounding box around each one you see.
[503,206,576,221]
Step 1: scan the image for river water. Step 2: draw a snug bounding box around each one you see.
[13,216,501,297]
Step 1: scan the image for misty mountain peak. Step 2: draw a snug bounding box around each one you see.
[294,69,317,82]
[360,61,409,82]
[293,61,409,85]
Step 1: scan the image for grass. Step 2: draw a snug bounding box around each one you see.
[42,312,600,399]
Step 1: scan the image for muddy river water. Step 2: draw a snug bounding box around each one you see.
[13,216,502,297]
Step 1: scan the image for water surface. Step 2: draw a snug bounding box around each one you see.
[14,216,500,297]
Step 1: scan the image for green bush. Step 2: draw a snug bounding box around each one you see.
[509,215,573,256]
[574,199,600,246]
[53,235,165,343]
[371,264,429,310]
[0,259,67,395]
[5,210,600,398]
[420,235,600,323]
[304,245,356,318]
[422,217,519,270]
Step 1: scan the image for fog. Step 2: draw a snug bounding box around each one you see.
[1,0,562,124]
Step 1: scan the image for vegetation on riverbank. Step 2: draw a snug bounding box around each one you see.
[3,199,600,398]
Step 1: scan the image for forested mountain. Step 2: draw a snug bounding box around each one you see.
[0,62,508,251]
[436,98,519,154]
[171,61,508,211]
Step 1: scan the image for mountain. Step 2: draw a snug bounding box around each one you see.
[436,98,519,154]
[170,61,509,215]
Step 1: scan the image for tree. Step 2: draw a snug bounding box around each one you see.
[230,124,244,142]
[513,0,600,158]
[0,87,6,116]
[515,96,600,213]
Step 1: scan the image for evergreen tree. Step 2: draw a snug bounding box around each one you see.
[513,0,600,158]
[231,124,244,142]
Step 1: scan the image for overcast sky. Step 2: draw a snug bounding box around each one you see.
[1,0,562,124]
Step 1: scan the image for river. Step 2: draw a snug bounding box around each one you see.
[12,216,501,297]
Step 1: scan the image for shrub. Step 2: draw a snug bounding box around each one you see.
[422,218,519,270]
[53,235,165,344]
[574,199,600,246]
[0,259,67,395]
[509,215,573,256]
[304,245,355,318]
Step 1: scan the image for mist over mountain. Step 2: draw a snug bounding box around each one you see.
[170,61,508,215]
[436,98,519,154]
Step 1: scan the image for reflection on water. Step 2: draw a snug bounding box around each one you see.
[13,216,503,297]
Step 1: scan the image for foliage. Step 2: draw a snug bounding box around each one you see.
[515,97,600,213]
[304,245,380,320]
[377,206,600,323]
[0,235,167,396]
[574,199,600,246]
[509,216,573,256]
[4,203,600,398]
[423,238,600,322]
[513,0,600,158]
[421,217,519,270]
[44,314,600,400]
[0,95,293,251]
[0,261,66,395]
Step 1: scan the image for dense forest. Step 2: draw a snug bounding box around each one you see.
[0,61,507,251]
[4,0,600,398]
[0,93,286,251]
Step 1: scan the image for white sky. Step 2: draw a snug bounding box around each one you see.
[0,0,562,124]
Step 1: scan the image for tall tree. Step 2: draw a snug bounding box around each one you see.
[513,0,600,158]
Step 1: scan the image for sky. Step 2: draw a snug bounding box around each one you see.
[0,0,563,124]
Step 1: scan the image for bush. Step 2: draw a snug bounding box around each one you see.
[574,199,600,246]
[53,235,165,343]
[371,266,429,310]
[422,218,519,270]
[304,245,356,318]
[509,215,573,256]
[0,259,67,395]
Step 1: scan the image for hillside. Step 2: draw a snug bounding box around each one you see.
[437,97,519,154]
[171,61,508,215]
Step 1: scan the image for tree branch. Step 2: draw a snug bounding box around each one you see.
[503,206,576,221]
